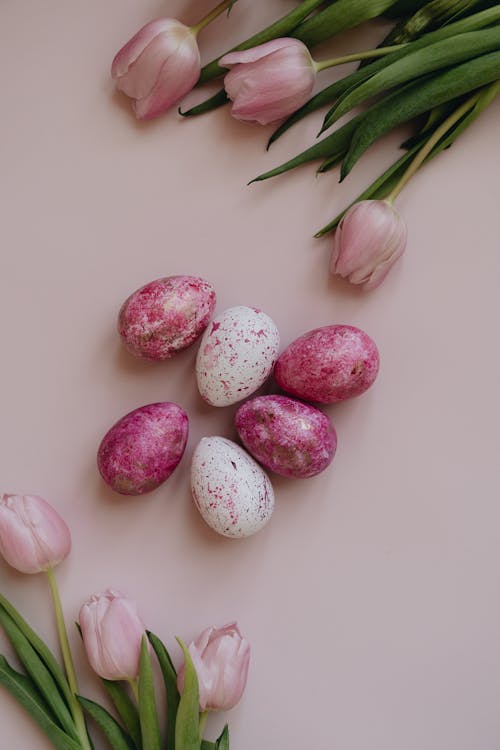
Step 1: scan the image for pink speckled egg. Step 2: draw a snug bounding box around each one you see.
[235,395,336,478]
[191,437,274,538]
[275,325,379,403]
[118,275,216,361]
[196,306,280,407]
[97,402,188,495]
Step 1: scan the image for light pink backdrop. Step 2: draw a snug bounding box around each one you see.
[1,2,500,749]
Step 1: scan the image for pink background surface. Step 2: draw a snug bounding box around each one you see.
[1,2,500,748]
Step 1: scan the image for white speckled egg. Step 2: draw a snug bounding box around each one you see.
[196,306,280,407]
[191,436,275,538]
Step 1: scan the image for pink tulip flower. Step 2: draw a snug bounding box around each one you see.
[220,39,316,125]
[178,622,250,711]
[0,494,71,574]
[330,200,408,291]
[111,19,201,120]
[79,590,146,681]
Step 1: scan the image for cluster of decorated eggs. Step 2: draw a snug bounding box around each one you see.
[97,275,380,538]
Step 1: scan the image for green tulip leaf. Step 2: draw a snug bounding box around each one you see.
[0,592,73,708]
[216,725,229,750]
[138,636,161,750]
[147,631,179,750]
[292,0,399,48]
[251,111,366,183]
[78,695,136,750]
[102,679,142,749]
[0,655,80,750]
[0,607,77,739]
[325,26,500,129]
[201,742,216,750]
[179,90,229,118]
[175,638,201,750]
[341,49,500,180]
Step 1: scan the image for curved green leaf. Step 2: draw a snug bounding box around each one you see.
[102,679,142,750]
[0,592,73,708]
[251,112,365,183]
[78,695,135,750]
[292,0,399,48]
[0,607,77,739]
[325,26,500,128]
[175,638,201,750]
[138,636,161,750]
[198,0,324,85]
[179,90,228,118]
[215,725,229,750]
[0,656,80,750]
[147,631,179,750]
[341,49,500,179]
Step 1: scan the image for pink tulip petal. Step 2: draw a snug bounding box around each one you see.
[134,39,200,119]
[111,19,178,78]
[219,38,302,67]
[116,32,180,99]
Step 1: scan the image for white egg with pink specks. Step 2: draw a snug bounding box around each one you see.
[195,306,280,407]
[191,436,275,538]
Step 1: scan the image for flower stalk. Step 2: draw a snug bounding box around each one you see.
[46,568,92,750]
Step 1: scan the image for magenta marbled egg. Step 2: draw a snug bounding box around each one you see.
[97,402,188,495]
[275,325,379,403]
[235,395,336,478]
[118,275,216,361]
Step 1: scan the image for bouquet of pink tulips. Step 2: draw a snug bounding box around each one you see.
[110,0,500,290]
[0,493,249,750]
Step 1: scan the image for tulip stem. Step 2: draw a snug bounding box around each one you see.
[199,710,208,741]
[313,44,406,73]
[46,568,92,750]
[385,88,486,204]
[191,0,237,36]
[128,678,140,703]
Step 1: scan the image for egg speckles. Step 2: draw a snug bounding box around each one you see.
[196,306,280,407]
[191,437,275,538]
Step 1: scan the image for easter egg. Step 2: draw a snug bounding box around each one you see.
[97,402,188,495]
[196,306,279,407]
[274,325,379,403]
[235,395,336,478]
[118,275,216,361]
[191,436,274,538]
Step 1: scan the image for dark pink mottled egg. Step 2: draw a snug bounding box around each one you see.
[275,325,379,403]
[118,275,216,361]
[97,402,188,495]
[235,395,336,478]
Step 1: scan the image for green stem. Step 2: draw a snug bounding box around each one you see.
[199,710,208,741]
[385,89,484,204]
[313,43,406,72]
[46,569,92,750]
[128,678,139,703]
[191,0,235,36]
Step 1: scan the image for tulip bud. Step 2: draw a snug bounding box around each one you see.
[79,590,146,681]
[330,200,407,291]
[0,494,71,574]
[220,39,316,125]
[111,19,201,120]
[177,622,250,711]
